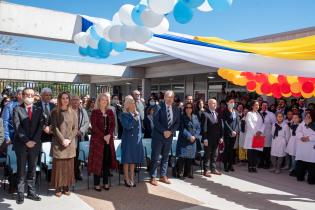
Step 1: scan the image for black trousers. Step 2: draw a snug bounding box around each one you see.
[74,139,81,178]
[296,160,315,184]
[247,149,259,168]
[15,145,40,195]
[223,137,236,167]
[94,144,111,186]
[177,158,193,177]
[258,147,271,168]
[203,142,218,172]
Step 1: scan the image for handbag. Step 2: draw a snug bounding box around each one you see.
[252,135,265,148]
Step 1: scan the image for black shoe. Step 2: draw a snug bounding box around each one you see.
[94,186,102,192]
[177,175,185,180]
[229,166,235,172]
[27,194,41,201]
[187,174,194,179]
[289,170,296,177]
[224,168,229,172]
[192,160,199,166]
[248,167,253,173]
[252,167,257,173]
[76,175,83,181]
[16,193,24,204]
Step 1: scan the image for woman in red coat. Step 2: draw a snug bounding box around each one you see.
[88,92,117,191]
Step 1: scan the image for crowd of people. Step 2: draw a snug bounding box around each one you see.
[0,86,315,205]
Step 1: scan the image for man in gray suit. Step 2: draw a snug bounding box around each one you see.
[13,88,44,204]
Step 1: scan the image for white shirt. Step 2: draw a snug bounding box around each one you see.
[261,110,276,147]
[166,104,173,125]
[244,111,265,151]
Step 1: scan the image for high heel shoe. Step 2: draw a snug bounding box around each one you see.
[130,180,136,187]
[103,184,110,191]
[124,179,131,188]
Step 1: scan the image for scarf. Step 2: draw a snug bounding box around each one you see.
[273,123,282,139]
[290,124,298,136]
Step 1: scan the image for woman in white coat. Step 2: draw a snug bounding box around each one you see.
[244,100,265,173]
[295,112,315,184]
[270,113,290,174]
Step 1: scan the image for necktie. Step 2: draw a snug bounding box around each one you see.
[167,106,172,128]
[261,112,267,123]
[27,107,32,120]
[212,111,217,122]
[44,103,49,116]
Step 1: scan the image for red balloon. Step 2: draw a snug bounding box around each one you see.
[255,73,268,83]
[301,81,314,93]
[292,92,302,98]
[244,72,256,81]
[278,75,287,84]
[246,81,256,91]
[298,77,310,84]
[261,82,271,94]
[280,83,291,94]
[271,83,282,98]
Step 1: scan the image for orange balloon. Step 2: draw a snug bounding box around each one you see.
[287,75,298,84]
[290,82,301,93]
[282,92,292,98]
[301,91,313,98]
[255,83,263,95]
[238,76,248,86]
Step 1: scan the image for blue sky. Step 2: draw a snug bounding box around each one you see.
[4,0,315,64]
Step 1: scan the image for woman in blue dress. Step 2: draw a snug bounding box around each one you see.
[120,95,144,188]
[176,102,201,179]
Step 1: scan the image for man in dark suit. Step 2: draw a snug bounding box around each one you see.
[33,88,55,143]
[202,98,224,177]
[150,90,180,186]
[13,88,44,204]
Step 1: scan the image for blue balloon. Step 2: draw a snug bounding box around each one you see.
[98,38,113,54]
[89,26,101,40]
[173,2,194,24]
[132,4,146,26]
[87,46,98,57]
[180,0,204,8]
[112,42,127,52]
[97,50,110,58]
[79,47,88,56]
[207,0,233,11]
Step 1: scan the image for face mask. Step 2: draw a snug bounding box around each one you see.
[228,103,235,109]
[24,97,34,105]
[149,102,156,106]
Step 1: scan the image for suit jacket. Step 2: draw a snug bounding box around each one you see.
[202,109,223,144]
[13,104,44,150]
[143,115,153,138]
[34,101,55,142]
[222,109,240,139]
[152,102,180,142]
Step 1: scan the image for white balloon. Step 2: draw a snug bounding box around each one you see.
[95,20,111,37]
[197,0,213,12]
[73,32,89,48]
[140,9,164,28]
[87,35,99,49]
[148,0,176,15]
[103,26,112,41]
[112,12,122,25]
[108,25,124,42]
[118,4,136,26]
[120,25,136,42]
[149,17,169,34]
[134,27,152,44]
[110,50,120,56]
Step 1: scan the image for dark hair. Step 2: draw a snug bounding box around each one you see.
[250,100,259,109]
[147,97,156,105]
[195,99,204,112]
[310,110,315,122]
[261,101,269,106]
[146,106,154,115]
[185,95,193,99]
[183,102,194,115]
[225,97,235,103]
[86,98,95,110]
[0,97,10,117]
[22,87,34,95]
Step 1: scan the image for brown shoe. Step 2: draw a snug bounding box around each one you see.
[63,186,71,195]
[203,170,212,177]
[150,178,158,186]
[55,191,62,197]
[159,176,171,184]
[211,170,222,175]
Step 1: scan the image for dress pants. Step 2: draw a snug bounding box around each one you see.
[258,147,271,168]
[74,139,82,179]
[247,149,259,168]
[15,144,40,195]
[94,144,111,186]
[223,137,236,168]
[296,160,315,184]
[150,138,172,178]
[203,142,218,172]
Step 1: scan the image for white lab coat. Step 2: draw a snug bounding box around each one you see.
[271,122,290,157]
[261,111,276,147]
[296,122,315,163]
[244,111,265,151]
[285,124,299,156]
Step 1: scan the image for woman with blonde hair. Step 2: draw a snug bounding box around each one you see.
[120,95,144,187]
[51,91,78,197]
[88,93,117,191]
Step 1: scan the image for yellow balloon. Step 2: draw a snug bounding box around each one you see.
[302,91,313,98]
[287,75,298,84]
[255,83,263,95]
[268,74,278,84]
[291,82,301,93]
[238,76,248,86]
[282,92,292,98]
[266,93,273,96]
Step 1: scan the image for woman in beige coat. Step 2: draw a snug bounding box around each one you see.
[51,91,78,197]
